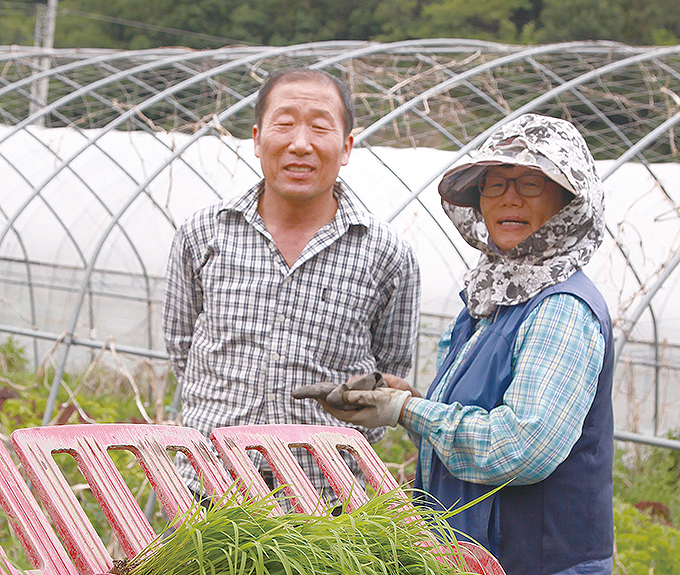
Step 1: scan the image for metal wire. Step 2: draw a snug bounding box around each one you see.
[0,40,678,436]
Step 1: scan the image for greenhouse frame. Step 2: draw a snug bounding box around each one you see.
[1,39,679,444]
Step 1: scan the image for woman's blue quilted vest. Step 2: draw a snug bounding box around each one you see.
[414,270,614,575]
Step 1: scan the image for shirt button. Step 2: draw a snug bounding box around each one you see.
[267,393,276,401]
[271,352,280,361]
[268,241,276,251]
[276,314,286,323]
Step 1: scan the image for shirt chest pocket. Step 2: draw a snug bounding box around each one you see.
[310,285,373,370]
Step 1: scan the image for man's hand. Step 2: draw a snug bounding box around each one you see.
[322,388,412,428]
[381,373,421,398]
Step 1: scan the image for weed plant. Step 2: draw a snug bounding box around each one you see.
[613,438,680,526]
[1,338,680,574]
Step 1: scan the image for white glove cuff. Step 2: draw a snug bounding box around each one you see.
[388,389,412,427]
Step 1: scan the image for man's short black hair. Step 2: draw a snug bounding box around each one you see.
[254,68,355,138]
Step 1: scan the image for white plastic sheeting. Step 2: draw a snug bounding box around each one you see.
[2,125,680,435]
[1,40,679,435]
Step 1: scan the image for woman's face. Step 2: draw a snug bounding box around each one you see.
[479,165,570,252]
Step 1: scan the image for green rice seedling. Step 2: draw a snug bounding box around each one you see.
[123,486,490,575]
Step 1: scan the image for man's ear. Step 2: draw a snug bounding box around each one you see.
[252,124,260,158]
[341,134,354,166]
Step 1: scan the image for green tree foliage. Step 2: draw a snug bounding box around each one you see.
[536,0,627,43]
[3,0,678,48]
[0,0,43,45]
[619,0,680,45]
[374,0,423,42]
[55,0,242,49]
[51,0,382,48]
[415,0,532,43]
[229,0,381,45]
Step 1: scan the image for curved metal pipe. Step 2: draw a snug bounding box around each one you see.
[2,41,673,430]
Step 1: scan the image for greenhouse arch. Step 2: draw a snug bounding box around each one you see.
[1,39,679,439]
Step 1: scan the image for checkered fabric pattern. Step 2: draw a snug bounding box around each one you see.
[404,294,604,487]
[162,182,421,498]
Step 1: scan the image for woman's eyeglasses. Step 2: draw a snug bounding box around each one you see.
[479,174,547,198]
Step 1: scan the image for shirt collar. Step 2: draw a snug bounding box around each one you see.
[217,180,370,231]
[334,182,370,230]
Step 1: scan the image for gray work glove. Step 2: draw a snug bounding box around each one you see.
[323,388,412,428]
[292,372,411,428]
[292,372,384,410]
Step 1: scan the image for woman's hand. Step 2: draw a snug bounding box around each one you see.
[323,387,412,428]
[292,372,420,427]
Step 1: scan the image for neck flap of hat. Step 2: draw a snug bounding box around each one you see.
[443,114,605,318]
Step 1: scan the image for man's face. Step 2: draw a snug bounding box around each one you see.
[253,78,353,206]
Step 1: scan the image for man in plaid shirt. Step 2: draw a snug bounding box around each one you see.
[162,68,421,501]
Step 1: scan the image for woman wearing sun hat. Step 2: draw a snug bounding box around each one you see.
[302,114,615,575]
